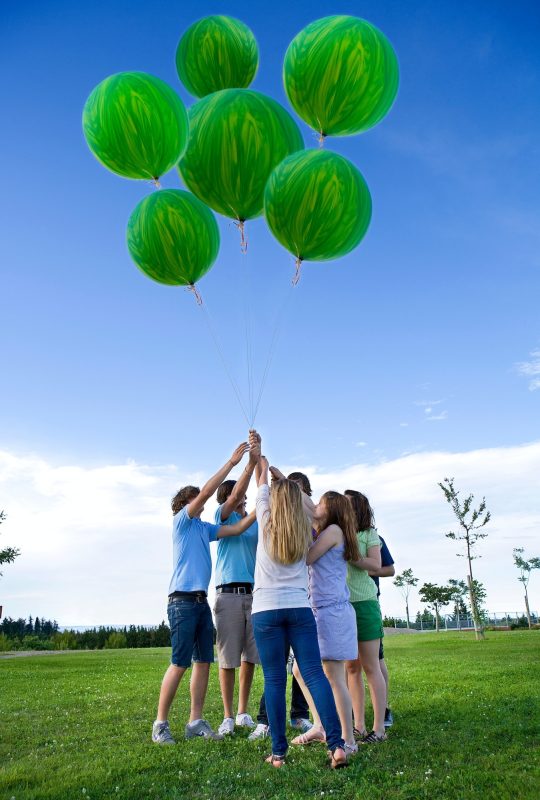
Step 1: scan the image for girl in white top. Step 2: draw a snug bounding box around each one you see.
[250,446,347,769]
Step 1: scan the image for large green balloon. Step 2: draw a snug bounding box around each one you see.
[284,15,399,138]
[264,150,371,262]
[127,189,219,286]
[178,89,304,221]
[176,15,259,98]
[83,72,189,180]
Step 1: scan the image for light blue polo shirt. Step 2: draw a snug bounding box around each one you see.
[214,505,258,586]
[168,506,220,594]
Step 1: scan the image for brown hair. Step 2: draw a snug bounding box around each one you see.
[319,491,360,562]
[171,486,199,515]
[265,479,311,565]
[344,490,375,532]
[287,472,312,497]
[216,479,235,505]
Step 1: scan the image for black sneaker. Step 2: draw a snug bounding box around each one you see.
[384,708,394,728]
[361,730,387,744]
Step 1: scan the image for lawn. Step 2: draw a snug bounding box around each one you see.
[1,631,539,800]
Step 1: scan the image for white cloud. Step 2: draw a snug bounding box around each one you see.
[515,349,540,391]
[426,410,448,421]
[1,442,540,626]
[355,441,367,448]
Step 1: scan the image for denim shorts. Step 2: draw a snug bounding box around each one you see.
[167,598,214,667]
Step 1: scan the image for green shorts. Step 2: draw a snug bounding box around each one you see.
[352,600,384,642]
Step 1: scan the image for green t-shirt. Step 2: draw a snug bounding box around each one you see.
[346,528,381,602]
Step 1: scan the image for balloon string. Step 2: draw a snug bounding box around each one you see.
[251,280,296,425]
[197,297,251,425]
[186,284,203,305]
[234,220,248,254]
[292,257,303,285]
[152,178,161,189]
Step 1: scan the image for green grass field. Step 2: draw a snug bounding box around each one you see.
[1,631,539,800]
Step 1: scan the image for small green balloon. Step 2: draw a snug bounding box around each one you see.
[176,15,259,98]
[264,150,371,262]
[178,89,304,221]
[284,15,399,138]
[127,189,219,286]
[83,72,189,180]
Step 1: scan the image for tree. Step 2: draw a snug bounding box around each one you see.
[419,582,453,632]
[513,548,540,629]
[448,579,468,628]
[0,511,21,578]
[439,477,490,640]
[393,568,419,629]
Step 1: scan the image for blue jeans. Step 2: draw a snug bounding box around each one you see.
[252,606,344,756]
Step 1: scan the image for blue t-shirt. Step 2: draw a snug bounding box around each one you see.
[371,535,394,597]
[214,505,258,586]
[168,506,220,594]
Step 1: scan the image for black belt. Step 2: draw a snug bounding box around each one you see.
[169,591,207,603]
[216,584,253,595]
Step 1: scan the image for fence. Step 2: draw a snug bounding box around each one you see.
[384,611,539,631]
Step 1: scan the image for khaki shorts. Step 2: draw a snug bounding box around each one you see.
[214,592,259,668]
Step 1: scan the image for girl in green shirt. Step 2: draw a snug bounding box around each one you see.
[344,490,387,744]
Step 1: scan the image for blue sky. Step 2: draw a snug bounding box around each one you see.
[1,1,539,623]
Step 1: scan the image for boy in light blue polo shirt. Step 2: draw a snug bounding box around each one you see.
[152,441,256,746]
[213,439,260,735]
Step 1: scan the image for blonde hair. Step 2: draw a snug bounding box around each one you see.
[265,479,311,565]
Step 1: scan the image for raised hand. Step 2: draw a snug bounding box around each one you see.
[230,442,249,466]
[269,465,285,482]
[249,429,261,463]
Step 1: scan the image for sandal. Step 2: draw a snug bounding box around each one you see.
[327,746,348,769]
[291,725,326,745]
[361,730,387,744]
[353,727,368,740]
[265,754,286,768]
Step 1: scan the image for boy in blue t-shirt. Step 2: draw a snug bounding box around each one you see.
[213,439,260,735]
[152,441,256,745]
[369,535,395,727]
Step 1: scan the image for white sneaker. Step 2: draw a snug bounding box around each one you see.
[248,723,269,741]
[344,741,358,756]
[218,717,235,736]
[235,713,255,728]
[290,717,313,732]
[185,719,223,740]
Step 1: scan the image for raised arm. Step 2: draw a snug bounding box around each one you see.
[217,509,256,539]
[187,441,249,518]
[270,464,315,522]
[306,525,342,565]
[220,433,261,521]
[350,544,382,573]
[369,564,396,578]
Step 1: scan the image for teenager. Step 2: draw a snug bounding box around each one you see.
[369,534,395,727]
[249,470,313,741]
[250,444,346,768]
[291,491,360,757]
[344,490,386,744]
[152,442,256,745]
[213,439,260,736]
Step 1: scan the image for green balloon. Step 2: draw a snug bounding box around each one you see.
[178,89,304,221]
[284,15,399,138]
[83,72,189,180]
[264,150,371,262]
[127,189,219,286]
[176,15,259,98]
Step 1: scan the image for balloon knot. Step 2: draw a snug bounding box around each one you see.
[292,257,303,286]
[234,220,248,254]
[186,284,203,305]
[318,132,326,149]
[152,177,161,189]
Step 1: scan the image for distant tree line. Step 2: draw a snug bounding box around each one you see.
[0,616,172,652]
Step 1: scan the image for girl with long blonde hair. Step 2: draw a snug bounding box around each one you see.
[251,441,347,769]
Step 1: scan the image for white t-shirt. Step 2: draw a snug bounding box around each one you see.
[252,483,310,614]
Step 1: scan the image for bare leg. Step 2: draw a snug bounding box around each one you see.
[219,667,235,719]
[157,664,187,721]
[358,640,386,736]
[238,661,255,715]
[323,660,354,745]
[189,662,211,722]
[379,657,389,707]
[292,661,322,728]
[345,654,366,733]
